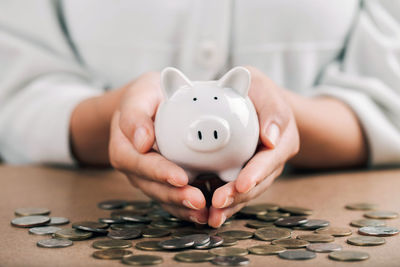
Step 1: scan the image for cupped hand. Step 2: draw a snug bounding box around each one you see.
[109,72,208,224]
[208,66,300,227]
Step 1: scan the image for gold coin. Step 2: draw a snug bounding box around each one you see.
[122,255,163,265]
[271,238,309,248]
[364,210,399,219]
[217,230,253,240]
[174,252,215,262]
[315,227,352,237]
[329,251,369,261]
[297,234,334,243]
[249,203,280,211]
[93,239,132,249]
[248,245,286,255]
[345,203,377,211]
[279,206,313,216]
[135,241,163,251]
[347,236,385,246]
[221,237,238,247]
[245,220,275,229]
[93,249,133,259]
[15,207,50,216]
[53,228,93,241]
[239,206,268,216]
[209,247,248,256]
[350,219,386,228]
[255,227,291,241]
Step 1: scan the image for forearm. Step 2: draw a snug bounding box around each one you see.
[284,90,368,169]
[70,88,125,166]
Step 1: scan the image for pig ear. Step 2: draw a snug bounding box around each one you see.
[218,67,251,97]
[161,67,193,99]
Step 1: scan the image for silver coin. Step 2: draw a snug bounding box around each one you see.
[274,216,308,227]
[98,199,128,210]
[359,226,399,237]
[307,243,342,253]
[296,219,330,230]
[159,238,195,249]
[29,226,62,235]
[107,228,142,240]
[98,218,125,224]
[195,236,224,249]
[211,256,250,266]
[279,250,316,260]
[37,238,73,248]
[181,234,210,246]
[47,217,69,226]
[121,214,151,223]
[11,216,50,228]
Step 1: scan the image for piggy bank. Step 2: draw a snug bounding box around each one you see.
[155,67,259,183]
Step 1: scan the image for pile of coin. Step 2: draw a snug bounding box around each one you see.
[10,201,399,265]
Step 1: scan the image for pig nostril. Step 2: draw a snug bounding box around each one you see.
[198,131,202,140]
[214,130,218,139]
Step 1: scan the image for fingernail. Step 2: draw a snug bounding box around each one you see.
[183,200,199,210]
[266,123,280,148]
[134,127,148,151]
[221,197,234,208]
[190,216,207,224]
[217,214,227,227]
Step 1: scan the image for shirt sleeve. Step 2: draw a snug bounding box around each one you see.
[0,1,103,165]
[314,0,400,166]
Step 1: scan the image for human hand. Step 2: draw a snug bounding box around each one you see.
[109,72,208,224]
[208,66,300,227]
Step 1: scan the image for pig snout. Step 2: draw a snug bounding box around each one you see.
[184,116,231,152]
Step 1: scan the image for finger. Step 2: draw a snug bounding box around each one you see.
[128,175,206,210]
[110,112,188,186]
[161,204,209,224]
[208,203,245,228]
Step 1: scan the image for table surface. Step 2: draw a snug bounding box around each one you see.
[1,166,400,267]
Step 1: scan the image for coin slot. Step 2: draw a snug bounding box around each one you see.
[198,131,202,140]
[214,96,218,100]
[214,130,218,139]
[193,97,197,101]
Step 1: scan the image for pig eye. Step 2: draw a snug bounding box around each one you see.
[193,97,197,101]
[214,97,218,100]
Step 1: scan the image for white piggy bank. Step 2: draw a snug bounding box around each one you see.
[155,67,259,183]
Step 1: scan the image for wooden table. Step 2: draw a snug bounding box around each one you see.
[0,166,399,267]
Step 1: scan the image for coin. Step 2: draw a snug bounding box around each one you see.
[358,226,399,237]
[72,221,108,233]
[329,250,369,261]
[195,236,224,249]
[111,223,146,230]
[99,218,125,224]
[135,241,163,251]
[171,230,208,238]
[92,239,132,249]
[279,206,313,216]
[54,228,93,241]
[11,216,50,228]
[93,248,133,259]
[278,250,316,260]
[122,255,163,265]
[364,210,399,219]
[255,227,291,241]
[245,220,275,229]
[150,220,182,229]
[346,203,377,210]
[15,207,50,216]
[307,243,342,253]
[251,203,280,211]
[37,238,73,248]
[217,230,253,240]
[158,238,194,250]
[112,210,148,219]
[211,256,250,266]
[297,234,334,243]
[174,252,215,262]
[29,226,61,235]
[239,205,268,216]
[142,228,170,238]
[295,219,330,230]
[122,215,151,223]
[108,229,142,240]
[222,237,238,247]
[248,244,286,255]
[315,227,352,237]
[210,247,248,256]
[47,217,69,226]
[350,219,386,228]
[274,216,308,227]
[98,199,128,210]
[272,238,309,248]
[347,236,385,246]
[256,214,280,222]
[181,234,210,246]
[162,214,182,222]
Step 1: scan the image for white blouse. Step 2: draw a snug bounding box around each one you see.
[0,0,399,166]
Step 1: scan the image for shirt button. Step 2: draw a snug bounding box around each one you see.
[197,40,218,67]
